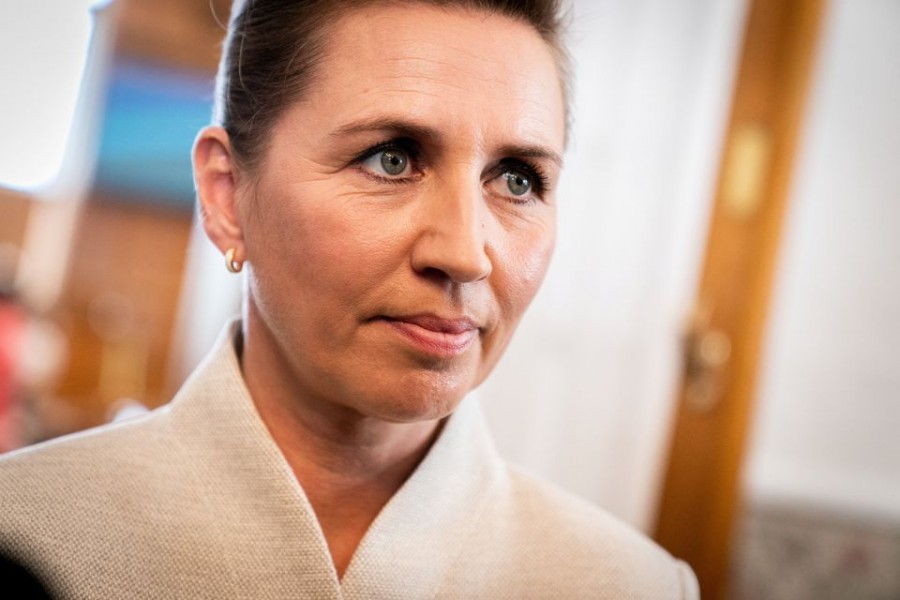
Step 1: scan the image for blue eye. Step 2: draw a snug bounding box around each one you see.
[486,160,550,204]
[380,150,408,175]
[363,148,411,177]
[503,170,532,196]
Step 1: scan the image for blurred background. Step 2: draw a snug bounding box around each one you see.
[0,0,896,598]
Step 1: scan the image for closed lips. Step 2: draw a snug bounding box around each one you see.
[384,314,479,334]
[380,314,479,357]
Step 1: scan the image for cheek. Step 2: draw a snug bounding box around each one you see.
[496,213,557,315]
[475,217,555,387]
[252,183,402,299]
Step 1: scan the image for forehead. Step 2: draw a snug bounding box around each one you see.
[297,3,566,151]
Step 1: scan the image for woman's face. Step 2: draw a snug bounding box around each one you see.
[239,4,565,423]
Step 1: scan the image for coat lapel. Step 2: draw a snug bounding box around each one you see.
[339,398,503,599]
[166,321,503,599]
[167,322,342,598]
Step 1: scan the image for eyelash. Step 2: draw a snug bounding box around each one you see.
[353,138,422,183]
[352,138,551,199]
[496,158,550,199]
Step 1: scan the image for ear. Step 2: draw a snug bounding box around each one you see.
[193,126,245,262]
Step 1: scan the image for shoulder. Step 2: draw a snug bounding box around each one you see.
[0,320,243,503]
[0,407,170,485]
[0,405,238,597]
[447,465,699,599]
[504,466,667,558]
[0,407,179,534]
[0,406,172,492]
[0,410,177,572]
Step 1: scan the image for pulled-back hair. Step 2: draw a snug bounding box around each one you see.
[215,0,570,171]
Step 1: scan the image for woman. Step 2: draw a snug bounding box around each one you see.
[0,1,698,597]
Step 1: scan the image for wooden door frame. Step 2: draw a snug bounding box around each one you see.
[652,1,826,598]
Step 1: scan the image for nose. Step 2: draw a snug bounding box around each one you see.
[410,177,493,284]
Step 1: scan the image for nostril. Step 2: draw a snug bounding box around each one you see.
[413,257,491,285]
[417,266,453,284]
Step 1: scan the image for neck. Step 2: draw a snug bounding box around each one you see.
[239,309,442,578]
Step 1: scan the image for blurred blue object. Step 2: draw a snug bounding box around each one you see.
[93,59,215,209]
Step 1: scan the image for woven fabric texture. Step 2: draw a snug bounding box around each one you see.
[0,322,698,599]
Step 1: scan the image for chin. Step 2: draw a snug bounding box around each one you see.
[326,353,480,423]
[355,376,471,424]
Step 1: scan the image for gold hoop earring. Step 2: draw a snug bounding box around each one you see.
[225,248,243,273]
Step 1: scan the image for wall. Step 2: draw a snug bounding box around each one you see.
[745,0,900,523]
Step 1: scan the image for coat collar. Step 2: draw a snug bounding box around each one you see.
[166,320,503,598]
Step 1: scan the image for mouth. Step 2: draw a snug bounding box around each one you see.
[378,314,480,358]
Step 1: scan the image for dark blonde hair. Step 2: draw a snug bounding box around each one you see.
[215,0,571,171]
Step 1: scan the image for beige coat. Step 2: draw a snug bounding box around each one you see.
[0,323,698,599]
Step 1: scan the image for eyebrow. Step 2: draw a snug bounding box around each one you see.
[330,117,441,143]
[329,117,564,167]
[496,144,564,168]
